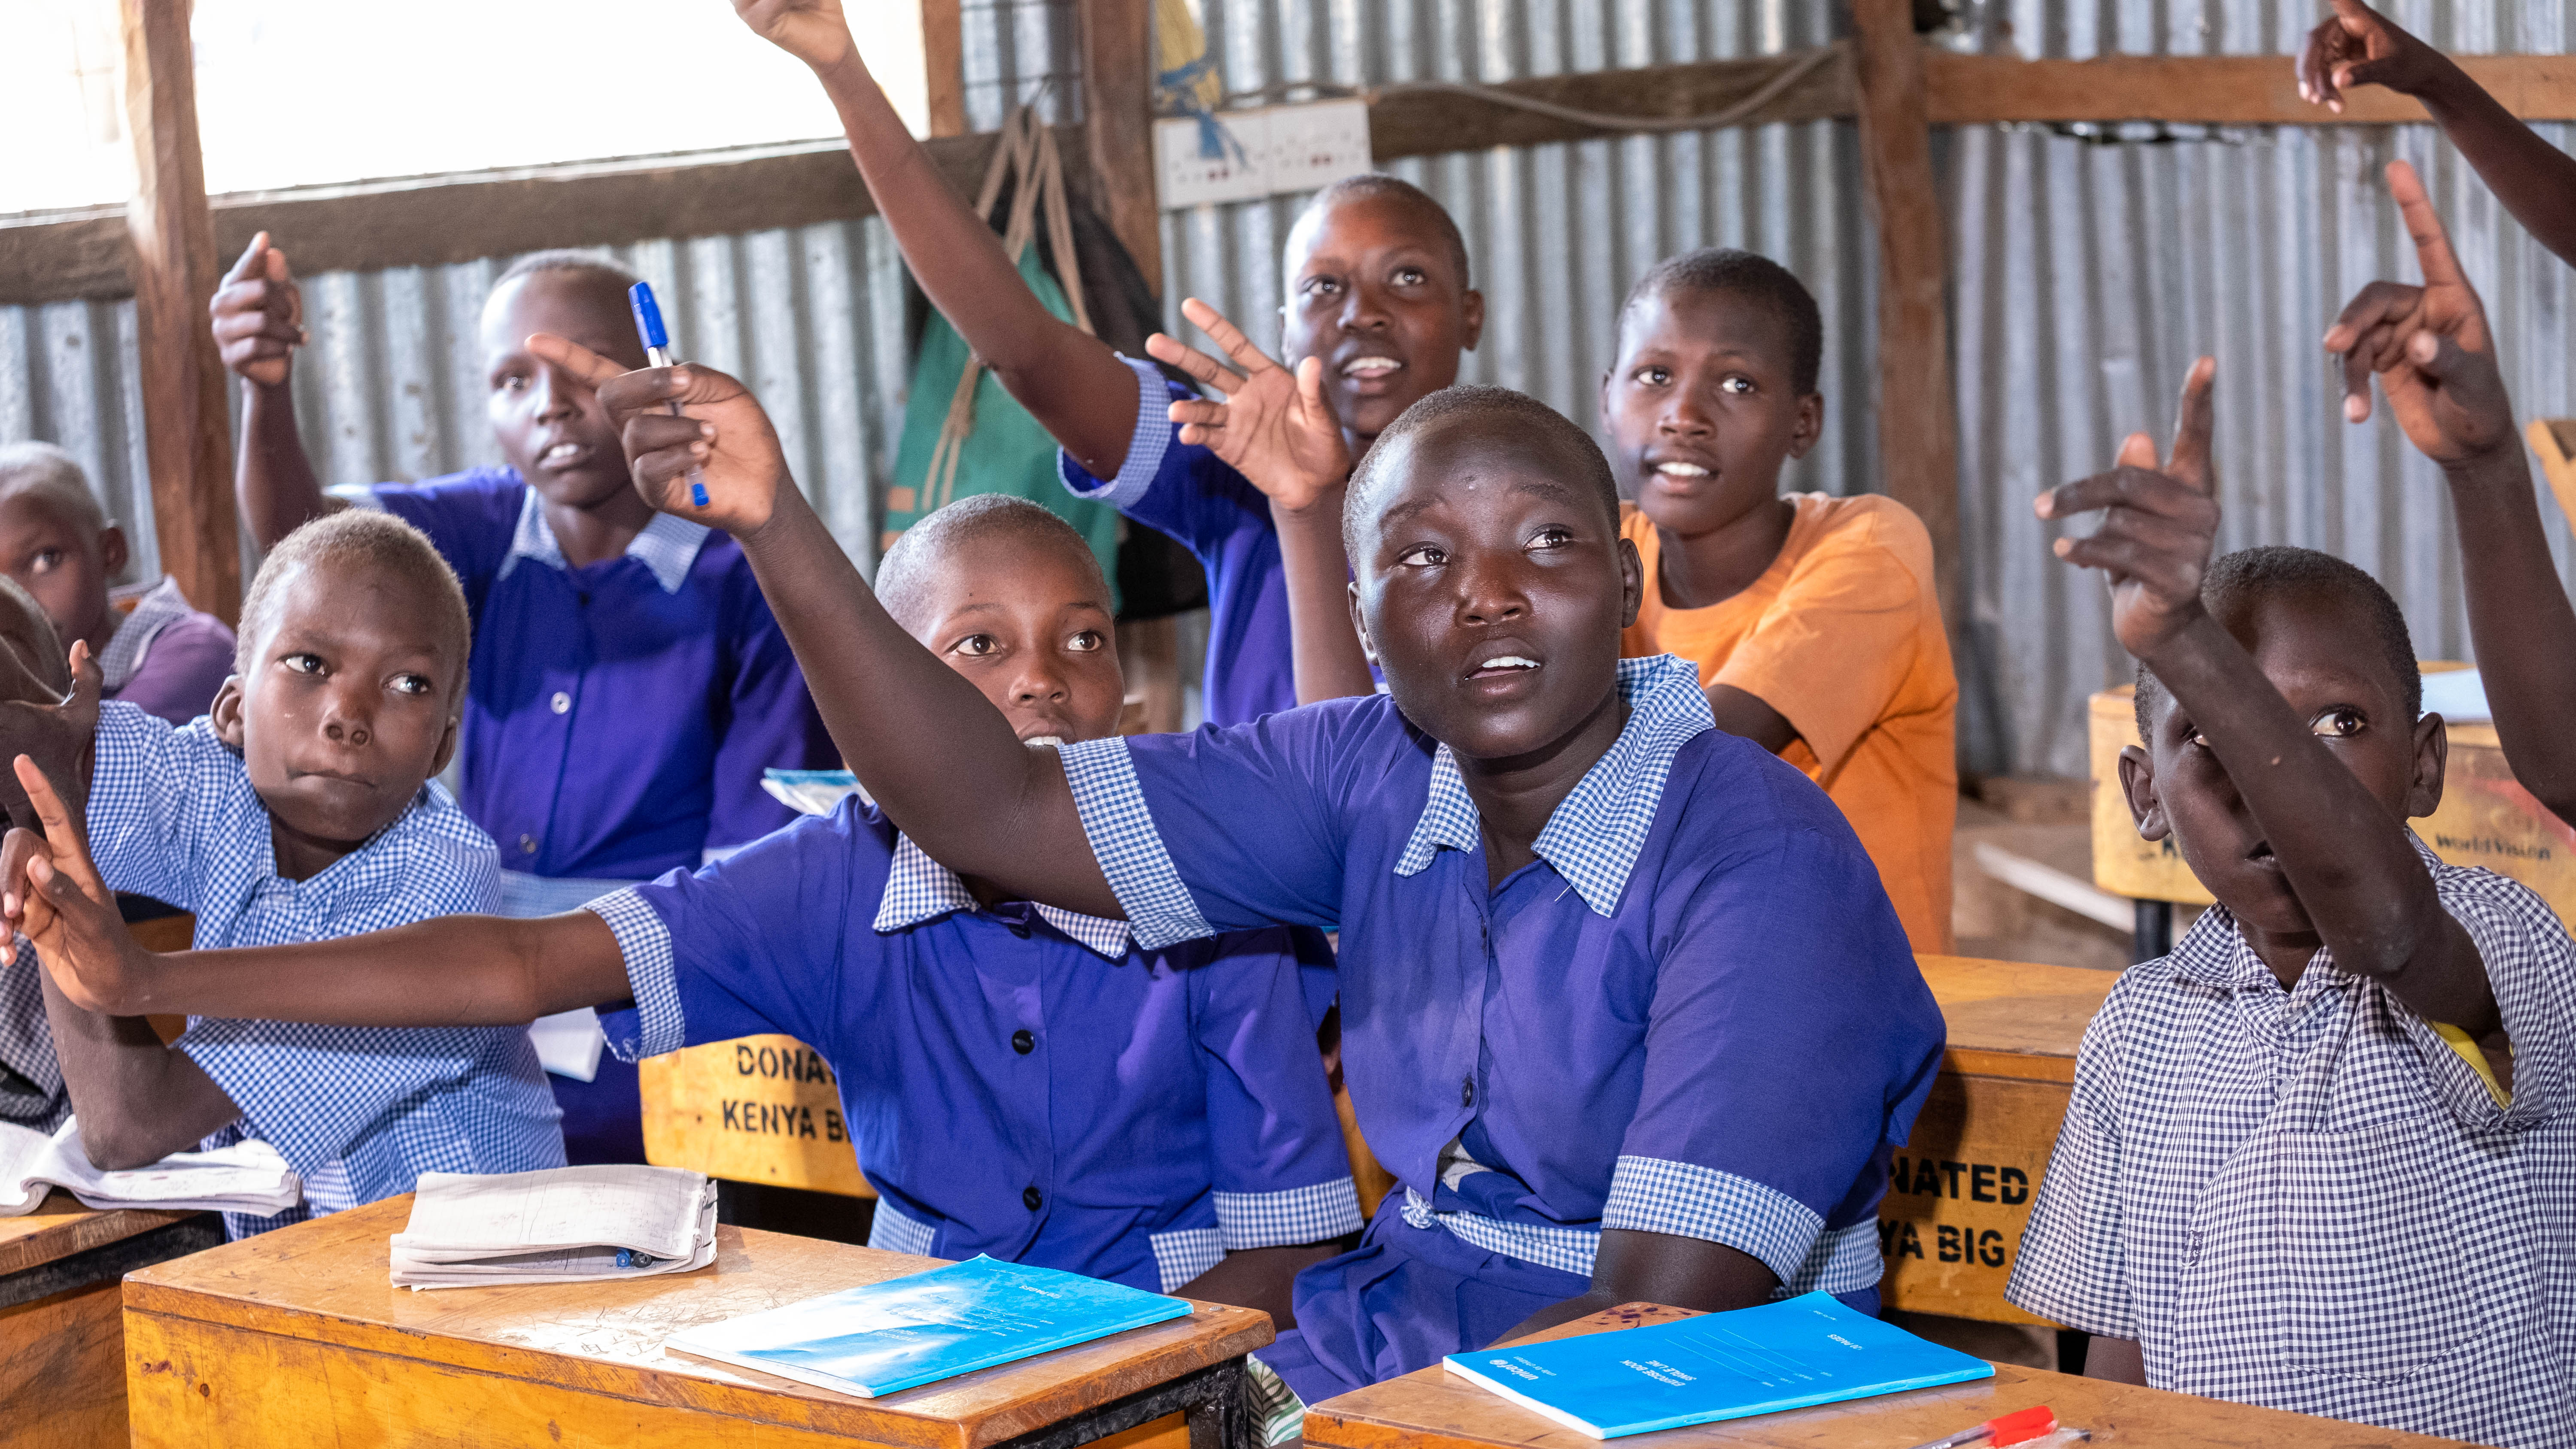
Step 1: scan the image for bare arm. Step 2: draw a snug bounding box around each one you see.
[37,961,238,1170]
[1273,493,1378,703]
[2301,0,2576,268]
[1705,685,1798,755]
[1176,1241,1347,1329]
[1501,1231,1779,1341]
[2084,1336,2148,1385]
[735,1,1141,476]
[211,232,340,549]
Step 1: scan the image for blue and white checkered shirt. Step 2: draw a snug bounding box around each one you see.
[2008,842,2576,1447]
[86,702,564,1237]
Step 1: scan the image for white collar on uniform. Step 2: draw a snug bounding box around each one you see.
[497,486,710,594]
[872,833,1133,960]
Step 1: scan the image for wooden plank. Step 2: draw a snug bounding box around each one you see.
[1,1278,130,1449]
[923,0,969,138]
[1304,1303,2469,1449]
[0,129,1079,308]
[119,0,242,624]
[0,1194,194,1279]
[1079,0,1163,292]
[1366,50,1857,162]
[1852,10,1961,631]
[637,1034,876,1198]
[1914,953,2109,1080]
[1926,50,2576,125]
[125,1195,1273,1449]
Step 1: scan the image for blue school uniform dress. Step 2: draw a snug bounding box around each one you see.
[2007,843,2576,1449]
[85,702,564,1238]
[1053,655,1946,1401]
[348,471,834,1163]
[580,798,1363,1288]
[1061,357,1297,727]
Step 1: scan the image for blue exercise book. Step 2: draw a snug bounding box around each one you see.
[1443,1293,1993,1439]
[665,1255,1194,1399]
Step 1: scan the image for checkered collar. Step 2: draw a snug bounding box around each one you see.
[2159,834,2448,994]
[98,576,196,693]
[495,485,710,593]
[872,833,1133,959]
[1394,654,1713,916]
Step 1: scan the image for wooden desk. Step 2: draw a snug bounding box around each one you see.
[1,1194,219,1449]
[1877,956,2111,1326]
[1306,1302,2469,1448]
[123,1193,1275,1449]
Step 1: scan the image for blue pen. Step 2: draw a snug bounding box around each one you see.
[626,282,710,508]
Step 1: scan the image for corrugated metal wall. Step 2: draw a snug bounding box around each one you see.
[1950,0,2576,776]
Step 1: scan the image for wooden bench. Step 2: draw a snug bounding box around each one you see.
[122,1192,1275,1448]
[1305,1301,2472,1448]
[1,1196,219,1449]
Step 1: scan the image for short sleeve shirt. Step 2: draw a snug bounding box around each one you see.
[2006,844,2576,1448]
[357,470,835,879]
[84,703,564,1236]
[583,800,1361,1292]
[1055,655,1946,1296]
[1620,495,1957,954]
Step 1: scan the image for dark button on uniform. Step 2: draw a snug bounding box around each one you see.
[1023,1185,1043,1211]
[1012,1029,1035,1055]
[1461,1076,1475,1107]
[1007,922,1032,939]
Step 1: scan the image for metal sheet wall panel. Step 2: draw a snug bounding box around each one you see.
[0,297,162,585]
[1947,0,2576,776]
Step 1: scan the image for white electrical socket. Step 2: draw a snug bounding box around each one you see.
[1154,100,1373,210]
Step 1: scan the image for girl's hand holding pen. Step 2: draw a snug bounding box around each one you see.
[526,333,793,537]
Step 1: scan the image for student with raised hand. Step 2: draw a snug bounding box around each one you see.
[2008,360,2575,1447]
[4,491,1361,1320]
[732,0,1476,724]
[0,577,84,1131]
[208,232,833,1163]
[0,511,563,1238]
[2328,160,2576,829]
[526,340,1932,1404]
[2299,0,2576,267]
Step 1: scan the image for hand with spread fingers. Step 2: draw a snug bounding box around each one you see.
[1147,298,1353,515]
[2324,160,2517,467]
[525,333,790,537]
[209,231,307,390]
[0,755,147,1018]
[2036,357,2220,664]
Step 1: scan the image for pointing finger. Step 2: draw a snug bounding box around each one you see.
[2166,355,2217,494]
[223,230,271,287]
[2387,160,2468,290]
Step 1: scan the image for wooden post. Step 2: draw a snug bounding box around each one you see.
[921,0,968,138]
[1851,0,1959,631]
[121,0,242,623]
[1078,0,1161,296]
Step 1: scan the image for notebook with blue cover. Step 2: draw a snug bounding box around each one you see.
[1443,1292,1994,1438]
[665,1255,1194,1399]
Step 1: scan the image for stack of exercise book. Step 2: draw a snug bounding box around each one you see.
[0,1118,301,1217]
[389,1164,718,1289]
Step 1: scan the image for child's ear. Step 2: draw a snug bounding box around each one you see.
[2118,743,2170,840]
[1786,393,1824,461]
[431,712,461,780]
[1458,289,1486,353]
[1345,581,1380,668]
[209,676,247,754]
[1614,536,1643,631]
[2406,711,2449,819]
[97,526,128,579]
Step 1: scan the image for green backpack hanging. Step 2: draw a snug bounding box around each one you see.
[883,107,1123,609]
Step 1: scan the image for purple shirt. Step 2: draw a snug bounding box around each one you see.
[360,470,833,881]
[585,799,1361,1291]
[101,576,235,726]
[1060,357,1296,727]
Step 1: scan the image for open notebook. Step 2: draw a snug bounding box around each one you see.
[0,1118,301,1217]
[390,1164,719,1289]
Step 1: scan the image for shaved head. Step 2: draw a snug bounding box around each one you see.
[877,495,1108,634]
[1345,385,1619,555]
[0,442,108,538]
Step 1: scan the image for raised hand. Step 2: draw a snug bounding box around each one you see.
[1147,298,1353,513]
[209,231,305,388]
[525,334,792,536]
[2324,161,2516,467]
[0,756,146,1017]
[2297,0,2445,112]
[732,0,854,70]
[0,640,99,835]
[2037,357,2220,662]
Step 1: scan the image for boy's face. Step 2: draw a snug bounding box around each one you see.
[1602,288,1821,532]
[212,556,462,864]
[481,271,650,514]
[1280,194,1485,445]
[2122,588,2443,937]
[1349,418,1641,762]
[904,534,1124,746]
[0,491,122,651]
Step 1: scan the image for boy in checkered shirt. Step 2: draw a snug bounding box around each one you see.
[2012,345,2575,1444]
[0,511,563,1235]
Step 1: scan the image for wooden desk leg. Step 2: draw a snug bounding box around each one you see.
[989,1356,1253,1449]
[2131,900,2172,962]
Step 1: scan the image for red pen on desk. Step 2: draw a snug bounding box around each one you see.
[1904,1404,2083,1449]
